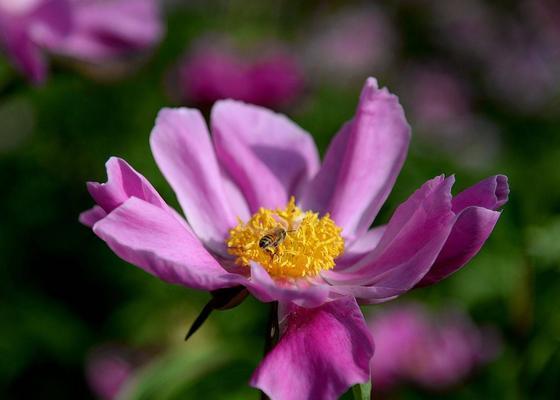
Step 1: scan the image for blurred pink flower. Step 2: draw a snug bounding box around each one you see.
[0,0,163,83]
[400,64,502,170]
[86,346,136,400]
[0,0,72,83]
[81,77,508,400]
[47,0,163,63]
[369,303,501,393]
[402,65,471,128]
[430,0,560,112]
[524,0,560,48]
[483,24,560,112]
[431,0,500,62]
[303,5,396,83]
[178,38,304,108]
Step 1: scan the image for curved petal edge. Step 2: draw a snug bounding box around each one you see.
[250,297,374,400]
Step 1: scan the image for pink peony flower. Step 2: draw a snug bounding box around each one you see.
[0,0,163,83]
[178,38,304,108]
[81,77,508,400]
[369,303,501,393]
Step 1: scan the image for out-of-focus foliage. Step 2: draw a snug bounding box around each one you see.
[0,1,559,399]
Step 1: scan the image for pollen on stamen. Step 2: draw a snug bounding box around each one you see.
[226,197,344,279]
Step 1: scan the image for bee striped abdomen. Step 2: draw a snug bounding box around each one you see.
[259,228,287,250]
[259,235,275,248]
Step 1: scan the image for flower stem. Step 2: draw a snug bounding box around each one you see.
[261,301,279,400]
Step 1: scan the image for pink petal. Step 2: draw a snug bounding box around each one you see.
[417,175,509,287]
[251,297,374,400]
[93,197,239,291]
[301,78,410,240]
[426,210,499,286]
[335,225,386,269]
[79,205,107,227]
[211,100,320,211]
[82,157,191,232]
[452,174,509,212]
[328,285,400,305]
[86,157,167,214]
[150,108,247,253]
[244,263,331,308]
[325,176,456,303]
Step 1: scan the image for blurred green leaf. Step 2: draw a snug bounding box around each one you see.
[119,343,232,400]
[527,218,560,269]
[351,381,371,400]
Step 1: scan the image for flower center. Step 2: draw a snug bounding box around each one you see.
[227,197,344,278]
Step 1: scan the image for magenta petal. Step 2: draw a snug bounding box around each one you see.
[452,175,509,212]
[325,176,456,302]
[251,297,374,400]
[79,205,107,227]
[336,225,386,269]
[328,285,401,305]
[244,263,330,308]
[417,207,501,287]
[150,108,246,253]
[86,157,167,214]
[83,157,190,232]
[211,100,320,211]
[417,175,509,287]
[93,197,238,291]
[301,78,410,239]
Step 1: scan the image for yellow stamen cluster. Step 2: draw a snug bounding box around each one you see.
[227,197,344,279]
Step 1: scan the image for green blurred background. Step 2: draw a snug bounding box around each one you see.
[1,1,559,399]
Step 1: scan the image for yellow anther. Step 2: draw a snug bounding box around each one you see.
[227,197,344,279]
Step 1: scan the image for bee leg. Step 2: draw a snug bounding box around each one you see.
[265,247,276,262]
[272,247,281,262]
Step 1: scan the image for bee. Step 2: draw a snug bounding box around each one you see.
[259,227,288,256]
